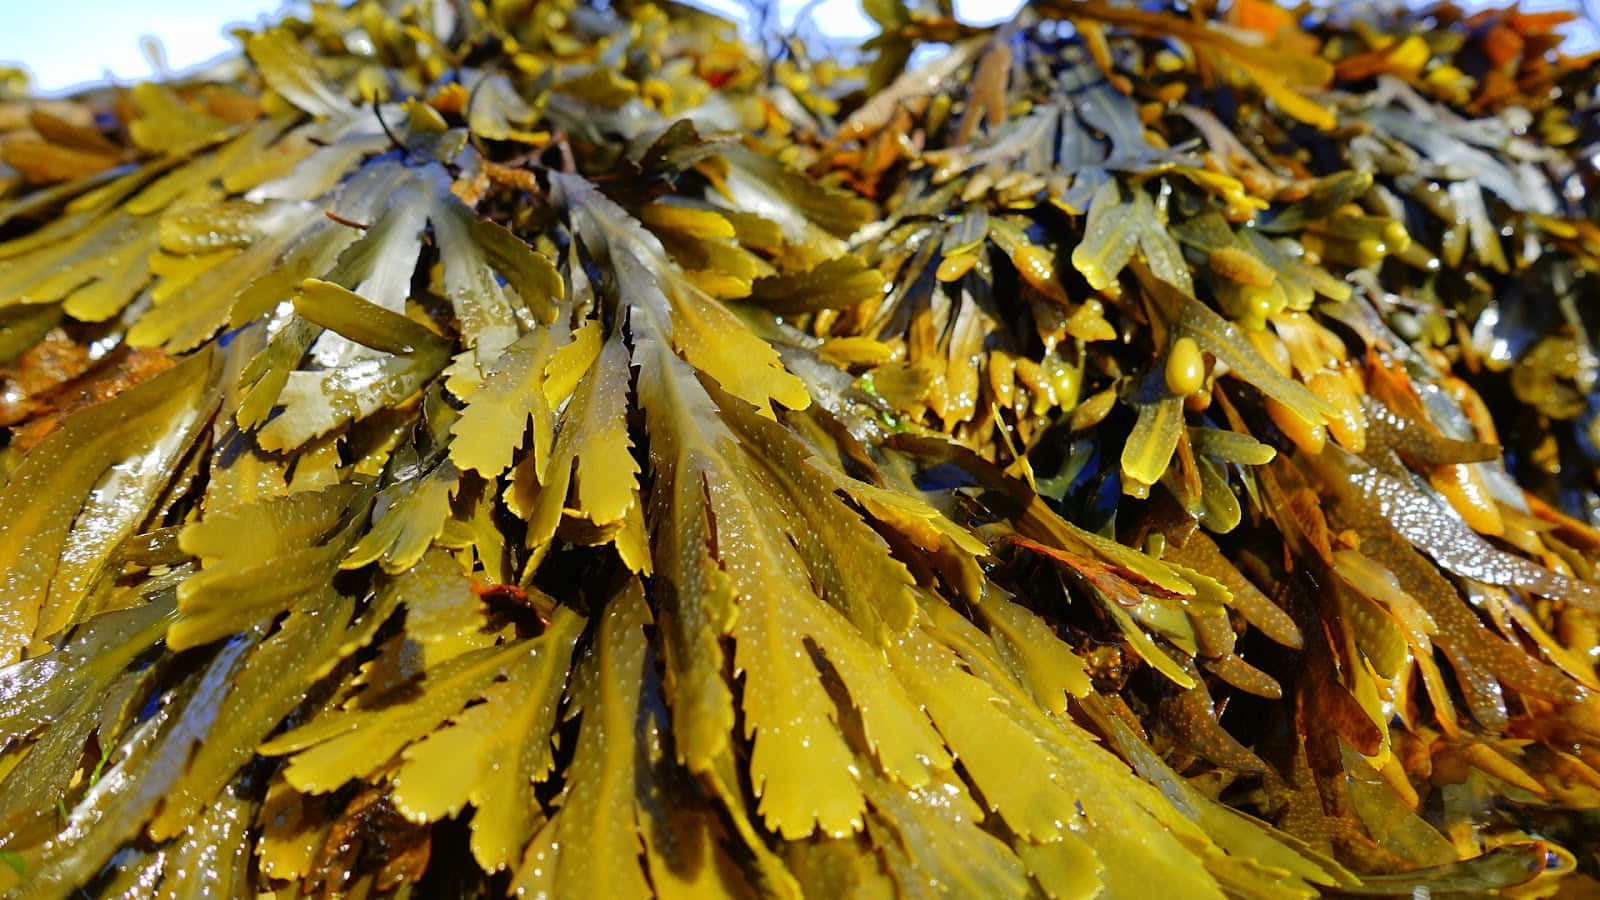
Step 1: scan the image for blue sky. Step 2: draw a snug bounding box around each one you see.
[1,0,1593,95]
[2,0,301,93]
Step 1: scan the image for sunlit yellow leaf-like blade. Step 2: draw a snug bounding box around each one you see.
[0,347,219,661]
[245,29,354,119]
[293,278,448,357]
[261,638,529,792]
[1023,505,1196,599]
[515,330,638,554]
[126,82,231,154]
[977,593,1093,715]
[514,586,649,895]
[635,346,861,838]
[393,608,582,871]
[887,619,1083,841]
[749,256,885,315]
[828,475,989,603]
[171,482,362,651]
[448,326,564,478]
[1191,426,1277,466]
[1101,598,1198,689]
[256,349,449,452]
[1233,57,1337,131]
[863,768,1034,898]
[1121,395,1185,494]
[1071,178,1138,292]
[727,536,867,838]
[719,390,921,640]
[643,373,739,775]
[557,172,809,415]
[342,461,458,574]
[60,228,159,322]
[150,586,377,840]
[471,217,563,324]
[1015,833,1104,900]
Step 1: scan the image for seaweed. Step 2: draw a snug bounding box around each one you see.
[1,0,1600,896]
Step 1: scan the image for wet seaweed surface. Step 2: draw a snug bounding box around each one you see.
[2,0,1600,896]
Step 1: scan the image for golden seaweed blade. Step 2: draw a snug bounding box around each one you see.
[0,0,1598,896]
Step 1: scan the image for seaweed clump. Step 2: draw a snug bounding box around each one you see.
[1,0,1600,896]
